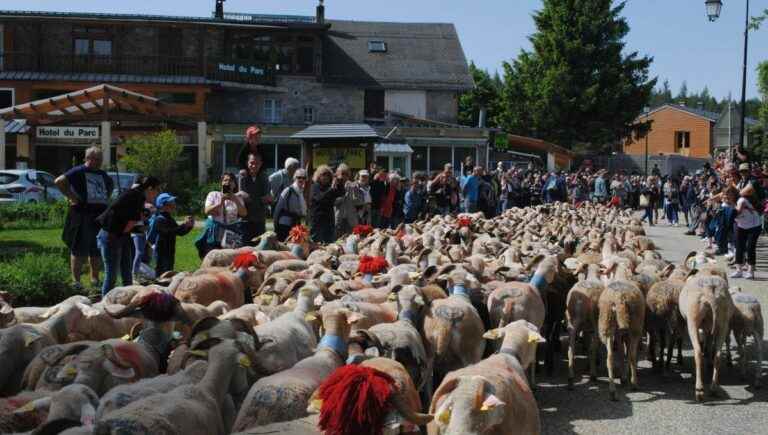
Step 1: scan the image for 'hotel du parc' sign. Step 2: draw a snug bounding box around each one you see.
[36,126,100,139]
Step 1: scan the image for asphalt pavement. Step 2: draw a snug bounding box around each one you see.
[536,221,768,435]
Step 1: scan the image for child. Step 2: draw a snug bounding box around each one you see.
[131,207,153,283]
[153,193,194,275]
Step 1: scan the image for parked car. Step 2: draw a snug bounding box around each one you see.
[107,172,140,198]
[0,170,64,204]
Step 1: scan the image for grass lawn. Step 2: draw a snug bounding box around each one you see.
[0,227,205,274]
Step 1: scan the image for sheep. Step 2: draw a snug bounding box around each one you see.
[94,338,257,435]
[678,274,735,401]
[429,320,545,435]
[726,287,763,387]
[0,294,92,328]
[13,384,99,432]
[232,309,363,431]
[598,263,645,401]
[645,266,689,373]
[565,263,605,389]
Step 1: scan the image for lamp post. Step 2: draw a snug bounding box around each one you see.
[706,0,749,161]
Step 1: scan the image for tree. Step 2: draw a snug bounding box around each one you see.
[676,81,689,105]
[120,130,185,183]
[752,61,768,162]
[458,62,500,127]
[497,0,656,151]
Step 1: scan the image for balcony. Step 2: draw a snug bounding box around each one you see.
[0,52,275,86]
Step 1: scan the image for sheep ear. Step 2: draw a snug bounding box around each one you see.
[480,394,506,411]
[40,305,59,319]
[347,312,365,324]
[435,406,451,425]
[76,302,101,318]
[387,292,398,302]
[22,329,45,347]
[190,316,220,339]
[528,331,546,344]
[483,328,505,340]
[685,268,698,280]
[80,403,96,427]
[102,356,136,380]
[14,396,51,415]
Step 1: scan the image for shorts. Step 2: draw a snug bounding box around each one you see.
[62,207,101,257]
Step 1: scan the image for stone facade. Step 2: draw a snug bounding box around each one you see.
[426,91,459,124]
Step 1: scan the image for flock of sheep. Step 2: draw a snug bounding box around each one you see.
[0,202,764,435]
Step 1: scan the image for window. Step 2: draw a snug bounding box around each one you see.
[412,147,427,172]
[453,147,476,174]
[429,146,452,172]
[93,40,112,56]
[675,131,691,150]
[74,39,90,56]
[368,40,387,53]
[156,92,196,105]
[364,90,385,119]
[0,89,14,109]
[297,46,315,74]
[264,99,282,123]
[303,106,315,124]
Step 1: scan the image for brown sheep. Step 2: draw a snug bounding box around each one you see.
[565,263,605,389]
[726,287,763,387]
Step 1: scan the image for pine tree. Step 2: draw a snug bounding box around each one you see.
[458,62,499,127]
[497,0,656,151]
[677,81,689,105]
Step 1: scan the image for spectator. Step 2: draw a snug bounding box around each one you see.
[334,164,365,237]
[593,170,608,203]
[679,176,693,226]
[153,193,194,276]
[462,166,482,213]
[131,207,153,282]
[273,169,308,241]
[478,171,497,217]
[651,163,661,178]
[96,176,160,297]
[310,165,346,244]
[731,182,762,280]
[370,166,388,229]
[237,125,263,170]
[429,164,454,215]
[196,173,247,258]
[55,146,114,290]
[357,170,372,225]
[269,157,300,199]
[379,173,404,229]
[713,186,737,256]
[640,177,656,225]
[238,153,272,243]
[663,177,680,226]
[404,173,426,223]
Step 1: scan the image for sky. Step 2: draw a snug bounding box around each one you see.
[16,0,768,100]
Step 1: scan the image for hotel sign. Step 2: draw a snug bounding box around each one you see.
[217,63,266,77]
[36,126,100,139]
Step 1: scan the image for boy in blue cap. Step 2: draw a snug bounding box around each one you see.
[152,193,194,275]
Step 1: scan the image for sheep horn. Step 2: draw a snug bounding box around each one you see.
[390,388,434,426]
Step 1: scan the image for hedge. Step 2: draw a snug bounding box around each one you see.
[0,201,69,230]
[0,252,81,307]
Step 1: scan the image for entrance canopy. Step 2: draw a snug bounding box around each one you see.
[291,123,381,172]
[291,123,380,143]
[0,84,192,124]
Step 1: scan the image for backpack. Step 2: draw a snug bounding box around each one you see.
[146,213,161,245]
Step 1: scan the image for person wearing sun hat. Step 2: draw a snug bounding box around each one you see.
[151,192,194,275]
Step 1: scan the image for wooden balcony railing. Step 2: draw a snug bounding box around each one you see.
[0,52,275,86]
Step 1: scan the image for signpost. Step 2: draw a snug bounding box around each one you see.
[36,126,99,139]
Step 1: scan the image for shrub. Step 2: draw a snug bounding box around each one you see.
[0,252,79,306]
[174,181,220,218]
[0,201,68,229]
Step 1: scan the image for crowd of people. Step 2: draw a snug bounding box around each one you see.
[54,125,767,298]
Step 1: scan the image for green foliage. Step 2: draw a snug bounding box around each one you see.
[120,130,184,183]
[0,201,68,229]
[173,181,220,217]
[751,9,767,30]
[0,253,77,306]
[497,0,656,152]
[752,61,768,163]
[458,62,501,127]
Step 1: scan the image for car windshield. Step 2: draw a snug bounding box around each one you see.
[0,173,20,184]
[110,174,137,191]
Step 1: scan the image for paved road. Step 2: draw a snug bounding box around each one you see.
[537,223,768,435]
[242,222,768,435]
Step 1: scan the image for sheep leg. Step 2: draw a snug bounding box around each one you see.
[664,329,675,373]
[710,330,727,397]
[589,332,599,382]
[734,332,747,380]
[676,336,684,367]
[688,318,705,402]
[567,325,577,390]
[606,335,617,401]
[621,338,629,387]
[648,330,657,370]
[629,334,640,390]
[754,332,763,388]
[725,333,734,368]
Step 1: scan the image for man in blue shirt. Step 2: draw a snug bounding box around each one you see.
[462,166,482,213]
[404,172,426,223]
[593,170,608,203]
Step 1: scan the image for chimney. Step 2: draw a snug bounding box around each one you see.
[478,107,487,128]
[316,0,325,24]
[215,0,225,19]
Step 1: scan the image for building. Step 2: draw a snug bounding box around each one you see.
[712,104,758,154]
[0,2,488,181]
[622,103,758,159]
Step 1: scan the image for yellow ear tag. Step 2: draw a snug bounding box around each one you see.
[528,332,541,343]
[480,404,491,411]
[16,402,35,413]
[305,312,317,322]
[310,399,324,411]
[120,334,131,341]
[261,294,274,304]
[387,293,397,302]
[197,332,209,341]
[188,350,208,358]
[437,409,451,425]
[238,355,251,368]
[64,366,78,377]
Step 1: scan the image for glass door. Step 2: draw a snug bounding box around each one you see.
[392,156,406,176]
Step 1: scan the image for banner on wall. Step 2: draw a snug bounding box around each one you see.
[313,147,366,168]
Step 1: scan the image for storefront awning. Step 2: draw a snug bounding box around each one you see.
[291,124,380,141]
[375,143,413,154]
[4,119,28,134]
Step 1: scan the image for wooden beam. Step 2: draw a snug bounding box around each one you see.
[66,95,91,115]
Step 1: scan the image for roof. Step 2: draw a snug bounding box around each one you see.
[3,119,28,134]
[715,105,759,127]
[506,134,575,158]
[375,143,413,154]
[291,124,380,141]
[0,84,192,123]
[643,104,721,122]
[323,20,474,91]
[0,10,320,28]
[0,71,281,92]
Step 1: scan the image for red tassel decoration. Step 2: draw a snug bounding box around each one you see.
[457,217,472,228]
[318,365,396,435]
[352,224,374,237]
[358,256,389,275]
[232,252,259,270]
[288,224,310,244]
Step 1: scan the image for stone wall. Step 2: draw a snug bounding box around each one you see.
[426,91,459,124]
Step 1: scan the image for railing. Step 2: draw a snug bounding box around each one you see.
[215,11,316,24]
[0,52,275,86]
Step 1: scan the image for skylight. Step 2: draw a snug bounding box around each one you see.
[368,40,387,53]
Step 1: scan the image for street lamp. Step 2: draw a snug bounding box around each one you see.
[706,0,723,21]
[706,0,750,161]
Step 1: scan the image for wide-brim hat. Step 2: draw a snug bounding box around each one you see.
[739,163,750,172]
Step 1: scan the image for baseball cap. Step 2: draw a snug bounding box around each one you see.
[739,163,750,171]
[156,193,177,208]
[358,170,370,178]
